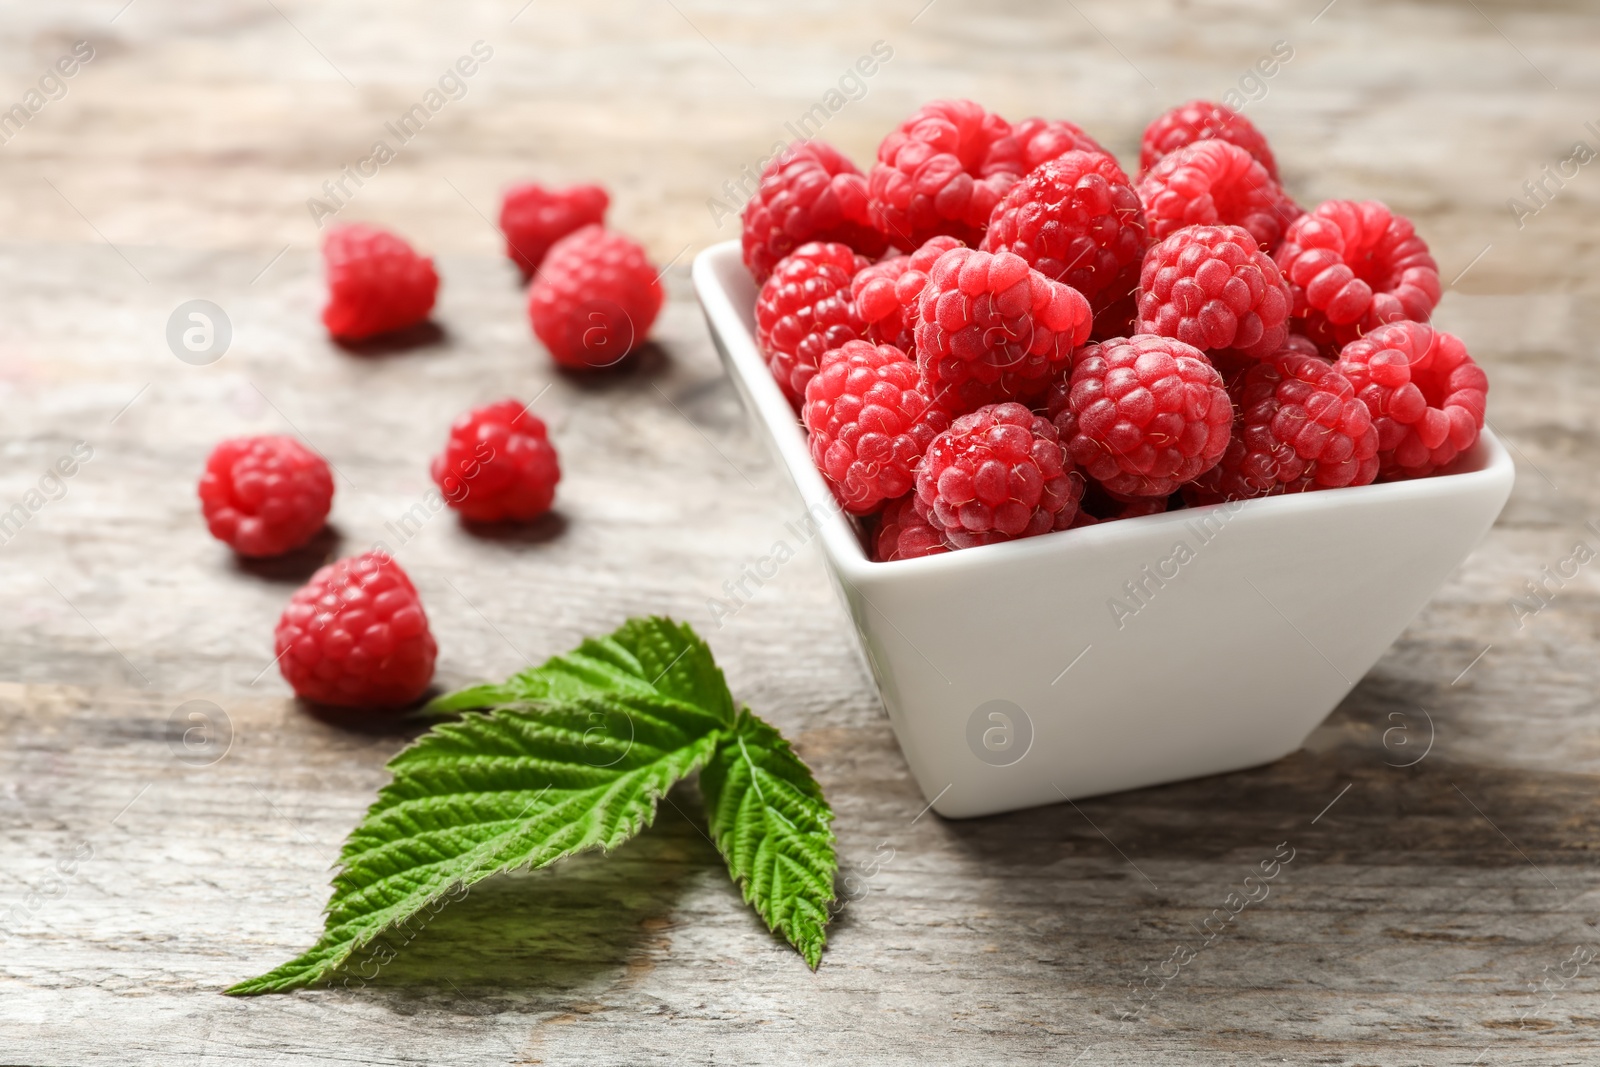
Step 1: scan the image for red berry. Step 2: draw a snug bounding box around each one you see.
[1334,321,1487,479]
[755,241,869,407]
[321,224,438,341]
[741,142,887,284]
[1074,479,1173,525]
[1139,99,1279,180]
[915,402,1083,549]
[913,246,1093,410]
[499,182,609,275]
[1136,223,1292,359]
[1050,334,1233,498]
[850,235,965,352]
[275,550,437,711]
[1273,200,1442,350]
[874,494,949,561]
[528,225,662,369]
[1138,140,1301,251]
[985,116,1108,173]
[430,399,561,523]
[868,99,1021,249]
[803,340,951,515]
[981,150,1149,315]
[198,436,333,558]
[1185,347,1378,504]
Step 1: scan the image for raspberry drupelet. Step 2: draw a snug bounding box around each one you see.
[431,399,561,523]
[741,141,887,284]
[321,224,439,341]
[1136,223,1292,359]
[874,493,951,561]
[528,225,662,369]
[755,241,870,407]
[198,436,333,557]
[275,550,437,711]
[1139,99,1279,180]
[850,235,965,352]
[867,99,1022,249]
[1137,139,1301,251]
[498,182,609,276]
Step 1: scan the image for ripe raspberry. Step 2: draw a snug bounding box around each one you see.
[430,399,561,523]
[913,246,1093,410]
[198,436,333,557]
[915,402,1082,549]
[868,99,1021,249]
[755,241,869,407]
[850,235,965,351]
[1050,334,1232,498]
[1274,200,1442,350]
[803,341,951,515]
[741,142,887,284]
[874,494,949,561]
[985,116,1107,174]
[275,550,437,711]
[1139,99,1279,180]
[1185,348,1378,504]
[981,150,1149,315]
[499,182,609,275]
[1136,224,1291,359]
[1138,140,1301,250]
[321,224,438,341]
[528,225,662,369]
[1334,321,1487,478]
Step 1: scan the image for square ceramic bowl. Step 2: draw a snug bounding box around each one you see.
[692,240,1515,819]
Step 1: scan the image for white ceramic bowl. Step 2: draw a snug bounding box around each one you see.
[692,240,1515,819]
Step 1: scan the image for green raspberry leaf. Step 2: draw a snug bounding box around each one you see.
[700,708,838,969]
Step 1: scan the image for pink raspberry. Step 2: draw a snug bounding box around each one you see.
[981,150,1149,315]
[803,341,951,515]
[1334,321,1487,479]
[874,494,950,562]
[198,436,333,558]
[755,242,870,407]
[1139,99,1279,180]
[868,99,1021,248]
[1185,347,1378,504]
[850,235,965,351]
[528,225,662,369]
[1049,334,1233,498]
[1138,139,1301,250]
[321,224,438,341]
[498,182,609,276]
[915,402,1083,549]
[913,246,1093,410]
[985,116,1107,174]
[430,399,561,523]
[1274,200,1442,350]
[275,550,437,711]
[741,141,887,284]
[1136,224,1291,359]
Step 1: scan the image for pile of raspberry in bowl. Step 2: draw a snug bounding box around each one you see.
[740,99,1489,561]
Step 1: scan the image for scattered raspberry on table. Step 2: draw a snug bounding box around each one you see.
[756,241,869,407]
[528,225,662,369]
[198,435,333,557]
[321,224,439,341]
[1138,139,1301,251]
[741,141,886,284]
[499,182,609,276]
[1136,223,1292,359]
[1139,99,1279,180]
[275,550,437,711]
[431,399,561,523]
[868,98,1022,248]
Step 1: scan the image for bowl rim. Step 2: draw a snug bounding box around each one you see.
[692,239,1515,588]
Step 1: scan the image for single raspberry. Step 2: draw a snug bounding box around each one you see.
[1274,200,1442,350]
[321,224,438,341]
[499,182,609,276]
[755,241,869,406]
[1334,321,1487,479]
[275,550,437,711]
[741,142,887,284]
[528,225,662,369]
[803,341,951,515]
[198,436,333,557]
[1138,140,1301,250]
[868,99,1021,249]
[874,494,949,561]
[985,116,1107,174]
[915,402,1082,549]
[1185,347,1378,504]
[913,246,1093,410]
[981,150,1149,315]
[1050,334,1232,498]
[1139,99,1279,180]
[430,399,561,523]
[1136,224,1291,359]
[850,235,965,351]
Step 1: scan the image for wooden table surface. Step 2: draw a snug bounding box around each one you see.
[3,1,1598,1063]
